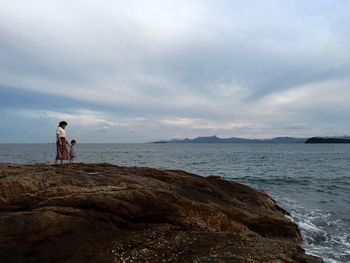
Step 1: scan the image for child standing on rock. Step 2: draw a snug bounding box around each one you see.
[70,140,77,163]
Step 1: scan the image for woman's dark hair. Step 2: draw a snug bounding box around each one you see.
[71,140,76,144]
[58,121,68,127]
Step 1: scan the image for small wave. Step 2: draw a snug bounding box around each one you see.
[235,175,350,186]
[298,221,325,235]
[235,175,312,186]
[272,197,350,263]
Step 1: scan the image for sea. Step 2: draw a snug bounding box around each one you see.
[0,143,349,263]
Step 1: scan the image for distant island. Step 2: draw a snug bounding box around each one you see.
[305,137,350,144]
[154,136,306,144]
[154,135,350,144]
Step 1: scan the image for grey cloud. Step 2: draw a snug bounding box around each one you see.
[0,0,350,141]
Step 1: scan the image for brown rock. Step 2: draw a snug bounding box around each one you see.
[0,163,323,263]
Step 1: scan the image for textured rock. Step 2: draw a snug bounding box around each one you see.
[0,163,323,263]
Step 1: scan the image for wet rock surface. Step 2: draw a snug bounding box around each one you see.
[0,163,323,263]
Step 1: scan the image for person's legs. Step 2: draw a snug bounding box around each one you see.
[55,138,68,165]
[55,141,61,165]
[54,158,61,165]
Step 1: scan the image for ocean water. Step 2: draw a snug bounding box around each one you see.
[0,143,349,262]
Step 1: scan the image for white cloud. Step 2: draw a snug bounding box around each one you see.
[255,78,350,117]
[160,117,261,131]
[12,109,120,129]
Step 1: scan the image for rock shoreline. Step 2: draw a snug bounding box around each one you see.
[0,163,323,263]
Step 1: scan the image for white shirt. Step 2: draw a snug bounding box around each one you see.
[56,127,66,138]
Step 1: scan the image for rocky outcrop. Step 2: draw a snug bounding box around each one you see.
[0,163,322,263]
[305,137,350,143]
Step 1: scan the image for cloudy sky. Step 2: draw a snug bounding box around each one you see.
[1,0,350,142]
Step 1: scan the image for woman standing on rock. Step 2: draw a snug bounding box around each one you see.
[55,121,70,165]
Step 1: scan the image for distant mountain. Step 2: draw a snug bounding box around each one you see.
[335,136,350,140]
[154,136,306,144]
[305,137,350,144]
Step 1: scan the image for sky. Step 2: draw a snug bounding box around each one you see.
[1,0,350,143]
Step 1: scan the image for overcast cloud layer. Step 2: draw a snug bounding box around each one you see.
[1,0,350,142]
